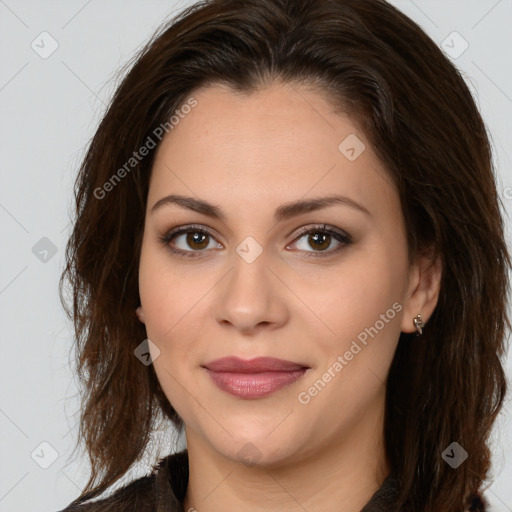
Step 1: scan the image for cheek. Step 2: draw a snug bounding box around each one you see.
[298,247,405,355]
[138,241,215,381]
[139,242,193,338]
[296,259,402,421]
[138,247,197,409]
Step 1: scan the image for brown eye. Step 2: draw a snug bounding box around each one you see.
[289,224,352,258]
[159,224,223,258]
[305,231,332,251]
[184,231,209,250]
[159,223,352,259]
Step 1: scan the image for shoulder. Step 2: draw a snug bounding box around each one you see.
[368,473,490,512]
[56,453,183,512]
[57,472,157,511]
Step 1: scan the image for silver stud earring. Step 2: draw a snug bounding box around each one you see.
[413,313,424,335]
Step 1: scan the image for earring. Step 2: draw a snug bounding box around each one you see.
[413,313,424,335]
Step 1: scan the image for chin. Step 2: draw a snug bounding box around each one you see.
[208,430,302,469]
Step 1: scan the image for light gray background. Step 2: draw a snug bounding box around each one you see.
[0,1,511,511]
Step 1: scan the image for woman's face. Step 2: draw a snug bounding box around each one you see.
[138,82,438,468]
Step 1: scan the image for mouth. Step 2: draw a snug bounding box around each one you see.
[202,356,311,399]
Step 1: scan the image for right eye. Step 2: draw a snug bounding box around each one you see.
[158,224,223,258]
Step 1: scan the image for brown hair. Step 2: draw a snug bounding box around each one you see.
[60,0,511,509]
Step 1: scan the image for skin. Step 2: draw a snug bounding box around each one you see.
[136,81,442,512]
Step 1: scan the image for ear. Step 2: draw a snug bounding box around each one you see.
[135,306,146,324]
[400,249,442,334]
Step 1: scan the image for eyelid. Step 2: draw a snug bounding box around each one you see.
[158,223,352,258]
[288,224,352,245]
[158,223,222,256]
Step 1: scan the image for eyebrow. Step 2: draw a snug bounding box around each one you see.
[150,193,370,222]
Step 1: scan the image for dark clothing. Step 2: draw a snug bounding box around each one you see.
[58,450,488,511]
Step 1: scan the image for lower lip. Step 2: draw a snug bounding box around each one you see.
[204,368,309,399]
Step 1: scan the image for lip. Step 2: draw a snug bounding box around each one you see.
[202,357,310,399]
[203,356,309,373]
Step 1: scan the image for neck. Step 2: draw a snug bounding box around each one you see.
[182,392,390,512]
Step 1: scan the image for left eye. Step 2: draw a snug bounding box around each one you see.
[159,223,352,258]
[287,224,352,257]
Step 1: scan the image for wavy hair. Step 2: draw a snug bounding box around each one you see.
[59,0,511,509]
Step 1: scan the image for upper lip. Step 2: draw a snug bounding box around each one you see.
[202,356,309,373]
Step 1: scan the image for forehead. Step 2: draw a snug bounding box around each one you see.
[148,82,395,219]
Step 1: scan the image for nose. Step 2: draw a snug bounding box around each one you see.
[214,249,289,335]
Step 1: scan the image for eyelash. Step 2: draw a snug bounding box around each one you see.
[158,223,353,259]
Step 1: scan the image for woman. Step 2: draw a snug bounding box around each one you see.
[58,0,510,510]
